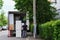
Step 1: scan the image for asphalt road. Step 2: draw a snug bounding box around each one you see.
[0,30,20,40]
[0,30,8,36]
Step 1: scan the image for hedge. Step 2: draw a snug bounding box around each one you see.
[29,23,34,33]
[39,20,60,40]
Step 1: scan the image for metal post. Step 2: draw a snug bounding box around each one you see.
[26,11,29,30]
[33,0,36,38]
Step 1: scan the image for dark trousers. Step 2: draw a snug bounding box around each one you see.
[22,30,27,38]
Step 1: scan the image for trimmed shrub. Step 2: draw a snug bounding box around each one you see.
[29,23,34,33]
[39,20,60,40]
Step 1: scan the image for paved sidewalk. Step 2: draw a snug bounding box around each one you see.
[0,31,42,40]
[0,35,41,40]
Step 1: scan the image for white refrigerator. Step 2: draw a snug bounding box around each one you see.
[16,21,22,37]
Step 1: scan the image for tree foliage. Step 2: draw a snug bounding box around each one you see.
[14,0,57,24]
[0,0,3,9]
[0,12,8,27]
[36,0,57,24]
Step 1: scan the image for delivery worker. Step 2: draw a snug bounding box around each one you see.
[22,23,27,38]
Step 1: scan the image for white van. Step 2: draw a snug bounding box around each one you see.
[2,25,8,30]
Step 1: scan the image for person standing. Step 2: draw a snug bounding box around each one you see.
[22,23,27,38]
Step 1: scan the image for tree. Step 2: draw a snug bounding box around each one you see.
[0,0,3,9]
[0,11,8,27]
[14,0,57,24]
[36,0,57,24]
[14,0,33,23]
